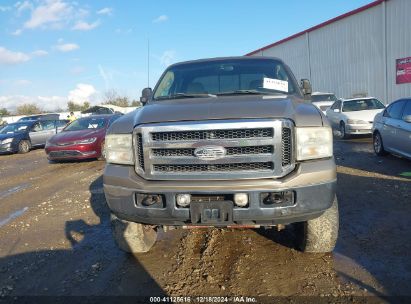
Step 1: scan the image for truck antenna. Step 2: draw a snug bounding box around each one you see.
[147,38,150,88]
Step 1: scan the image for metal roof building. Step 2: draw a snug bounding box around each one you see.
[246,0,411,104]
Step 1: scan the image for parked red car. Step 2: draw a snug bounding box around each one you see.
[45,114,121,161]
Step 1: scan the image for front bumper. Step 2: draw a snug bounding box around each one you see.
[0,143,14,154]
[345,123,373,134]
[103,158,337,226]
[45,144,99,160]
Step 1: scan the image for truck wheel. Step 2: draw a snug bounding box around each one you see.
[110,213,157,253]
[18,140,31,154]
[339,122,348,139]
[297,197,339,253]
[373,132,388,156]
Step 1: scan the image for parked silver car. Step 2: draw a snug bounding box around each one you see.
[372,98,411,159]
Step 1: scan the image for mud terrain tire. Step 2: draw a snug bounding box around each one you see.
[297,197,339,253]
[110,213,157,253]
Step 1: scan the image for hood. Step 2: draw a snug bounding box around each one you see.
[344,109,385,122]
[49,129,103,143]
[109,95,324,134]
[0,132,23,140]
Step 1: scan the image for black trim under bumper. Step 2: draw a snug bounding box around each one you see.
[104,181,336,226]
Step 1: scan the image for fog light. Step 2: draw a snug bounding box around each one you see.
[142,195,161,206]
[234,193,248,207]
[176,194,191,207]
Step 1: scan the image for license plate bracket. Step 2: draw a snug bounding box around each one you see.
[190,201,233,224]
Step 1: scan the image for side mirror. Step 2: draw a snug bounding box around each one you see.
[300,79,312,96]
[333,109,340,113]
[140,87,153,105]
[403,115,411,123]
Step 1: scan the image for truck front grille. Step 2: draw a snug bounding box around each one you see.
[134,119,294,180]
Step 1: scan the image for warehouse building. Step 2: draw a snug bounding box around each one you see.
[246,0,411,104]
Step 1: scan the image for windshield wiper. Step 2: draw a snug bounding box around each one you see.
[155,93,217,100]
[216,90,286,96]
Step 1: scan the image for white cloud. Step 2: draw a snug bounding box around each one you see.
[0,47,30,65]
[152,15,168,23]
[11,29,23,36]
[159,50,176,66]
[55,42,79,52]
[0,83,99,112]
[24,0,73,29]
[15,1,33,13]
[68,83,97,104]
[0,95,67,112]
[72,20,100,31]
[32,50,48,57]
[97,7,112,16]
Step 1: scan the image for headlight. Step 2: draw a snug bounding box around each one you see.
[105,134,134,165]
[347,119,368,124]
[295,127,333,161]
[75,137,97,144]
[1,138,13,144]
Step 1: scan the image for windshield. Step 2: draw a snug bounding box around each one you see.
[153,59,298,100]
[311,94,338,102]
[0,123,31,134]
[342,99,385,112]
[63,117,107,131]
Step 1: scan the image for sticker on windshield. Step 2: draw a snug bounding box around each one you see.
[263,77,288,93]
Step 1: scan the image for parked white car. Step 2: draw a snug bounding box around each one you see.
[326,97,385,139]
[372,98,411,159]
[311,92,338,114]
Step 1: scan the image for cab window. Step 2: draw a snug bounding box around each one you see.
[31,123,42,132]
[40,120,56,130]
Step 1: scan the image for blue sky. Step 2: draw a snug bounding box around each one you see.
[0,0,373,112]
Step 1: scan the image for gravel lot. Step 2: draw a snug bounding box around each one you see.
[0,136,410,303]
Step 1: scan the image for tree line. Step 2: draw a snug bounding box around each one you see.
[0,90,141,116]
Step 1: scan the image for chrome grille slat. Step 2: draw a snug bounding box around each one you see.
[134,119,295,180]
[151,128,273,141]
[136,134,145,171]
[153,162,274,173]
[152,145,274,157]
[149,154,274,165]
[282,127,292,166]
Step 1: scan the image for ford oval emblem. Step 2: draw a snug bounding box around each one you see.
[194,146,227,160]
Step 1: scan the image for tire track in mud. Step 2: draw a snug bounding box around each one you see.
[164,229,248,296]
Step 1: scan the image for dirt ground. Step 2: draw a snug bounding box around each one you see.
[0,136,410,303]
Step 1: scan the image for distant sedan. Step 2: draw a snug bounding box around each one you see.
[0,119,69,154]
[372,98,411,160]
[326,97,385,139]
[45,114,121,161]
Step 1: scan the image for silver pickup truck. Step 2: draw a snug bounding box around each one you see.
[103,57,338,253]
